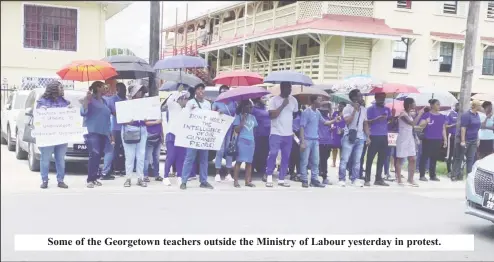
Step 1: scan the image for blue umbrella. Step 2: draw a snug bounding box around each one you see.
[263,70,313,86]
[153,55,207,70]
[159,81,191,91]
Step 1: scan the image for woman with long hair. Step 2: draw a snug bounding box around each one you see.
[212,85,236,183]
[122,84,148,187]
[417,99,447,182]
[232,100,258,188]
[36,81,71,189]
[395,98,419,186]
[81,81,112,188]
[162,91,190,186]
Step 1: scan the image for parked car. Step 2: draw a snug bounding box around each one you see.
[465,153,494,223]
[1,90,30,151]
[15,89,88,171]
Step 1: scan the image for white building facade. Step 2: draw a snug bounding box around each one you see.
[162,1,494,94]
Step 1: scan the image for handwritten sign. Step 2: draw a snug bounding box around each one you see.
[32,107,87,147]
[388,132,398,147]
[173,108,234,150]
[115,96,161,124]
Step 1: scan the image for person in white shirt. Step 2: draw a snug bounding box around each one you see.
[180,84,214,190]
[265,82,299,187]
[478,101,493,159]
[338,89,370,187]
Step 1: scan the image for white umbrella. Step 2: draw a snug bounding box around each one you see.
[471,93,494,102]
[156,71,202,87]
[396,87,458,108]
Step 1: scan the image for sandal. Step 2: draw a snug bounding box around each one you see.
[265,182,273,187]
[245,182,256,187]
[397,181,405,186]
[278,182,290,187]
[234,182,240,188]
[407,181,419,187]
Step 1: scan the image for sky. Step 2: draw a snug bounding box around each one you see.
[105,1,241,61]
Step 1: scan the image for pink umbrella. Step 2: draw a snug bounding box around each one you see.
[369,83,418,94]
[215,86,270,103]
[385,100,404,115]
[213,71,264,86]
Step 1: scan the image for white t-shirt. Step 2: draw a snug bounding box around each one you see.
[342,104,368,139]
[268,95,299,136]
[165,101,182,135]
[479,112,494,140]
[186,98,211,111]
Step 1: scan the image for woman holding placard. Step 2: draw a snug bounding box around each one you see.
[36,81,71,189]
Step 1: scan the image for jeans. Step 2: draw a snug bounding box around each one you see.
[253,135,269,173]
[416,142,429,171]
[347,142,366,179]
[266,135,293,180]
[419,138,442,178]
[339,135,365,182]
[144,140,161,178]
[38,144,68,182]
[447,135,455,173]
[102,138,113,175]
[300,139,320,182]
[85,133,112,183]
[452,139,477,179]
[122,126,147,179]
[319,144,332,179]
[215,128,233,169]
[112,130,125,172]
[365,135,388,183]
[181,148,209,183]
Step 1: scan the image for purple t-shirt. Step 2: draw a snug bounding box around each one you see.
[366,105,391,136]
[252,106,271,137]
[460,110,481,141]
[318,111,332,145]
[146,122,162,135]
[420,112,446,140]
[447,111,458,135]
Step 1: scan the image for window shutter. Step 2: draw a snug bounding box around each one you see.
[453,43,464,75]
[429,42,439,73]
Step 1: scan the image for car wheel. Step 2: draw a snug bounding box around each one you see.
[15,131,27,160]
[28,143,40,172]
[6,126,15,151]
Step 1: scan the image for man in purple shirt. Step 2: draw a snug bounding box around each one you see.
[364,92,394,187]
[446,103,459,175]
[105,83,127,177]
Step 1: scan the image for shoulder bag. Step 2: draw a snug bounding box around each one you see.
[22,118,36,144]
[123,124,141,144]
[347,108,361,144]
[147,116,162,145]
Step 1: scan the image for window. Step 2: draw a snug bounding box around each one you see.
[23,4,77,51]
[397,0,412,9]
[262,1,274,12]
[299,44,308,56]
[278,1,296,8]
[482,46,494,76]
[443,1,458,14]
[279,48,286,59]
[392,38,409,69]
[222,51,229,60]
[309,38,318,48]
[439,42,454,73]
[488,1,494,19]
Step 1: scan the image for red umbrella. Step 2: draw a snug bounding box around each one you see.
[385,100,404,115]
[369,83,418,94]
[213,71,263,86]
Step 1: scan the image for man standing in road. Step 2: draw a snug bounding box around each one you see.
[265,82,299,187]
[338,89,370,187]
[364,92,393,187]
[105,83,127,178]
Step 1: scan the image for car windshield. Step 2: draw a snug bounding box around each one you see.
[13,94,28,109]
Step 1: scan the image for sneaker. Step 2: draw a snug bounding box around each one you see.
[200,182,214,189]
[87,182,95,188]
[374,180,390,187]
[40,181,48,189]
[430,177,440,182]
[177,177,182,185]
[57,182,68,189]
[310,180,325,188]
[278,180,290,187]
[225,174,234,182]
[215,174,222,182]
[124,179,131,187]
[364,181,371,187]
[93,180,102,186]
[137,178,147,187]
[101,174,115,180]
[162,177,172,186]
[351,180,363,187]
[301,181,309,188]
[338,181,346,187]
[180,183,187,190]
[322,178,332,185]
[419,177,428,182]
[143,177,151,183]
[155,176,163,182]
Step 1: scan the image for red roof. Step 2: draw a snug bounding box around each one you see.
[200,14,401,51]
[392,28,419,35]
[481,36,494,44]
[430,32,465,40]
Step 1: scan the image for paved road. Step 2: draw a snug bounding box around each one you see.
[1,145,493,261]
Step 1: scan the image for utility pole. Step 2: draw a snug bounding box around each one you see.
[148,0,161,97]
[452,1,480,178]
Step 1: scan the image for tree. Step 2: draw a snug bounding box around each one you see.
[105,47,137,56]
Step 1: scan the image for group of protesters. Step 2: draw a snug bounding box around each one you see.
[33,80,493,189]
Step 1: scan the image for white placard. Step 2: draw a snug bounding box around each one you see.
[15,234,474,251]
[32,107,87,147]
[115,96,161,124]
[388,132,398,147]
[173,108,234,150]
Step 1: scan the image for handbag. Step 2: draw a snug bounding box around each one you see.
[22,120,36,144]
[347,108,361,143]
[227,133,238,157]
[123,125,141,144]
[147,115,163,145]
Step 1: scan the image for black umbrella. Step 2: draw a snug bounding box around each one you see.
[101,55,154,79]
